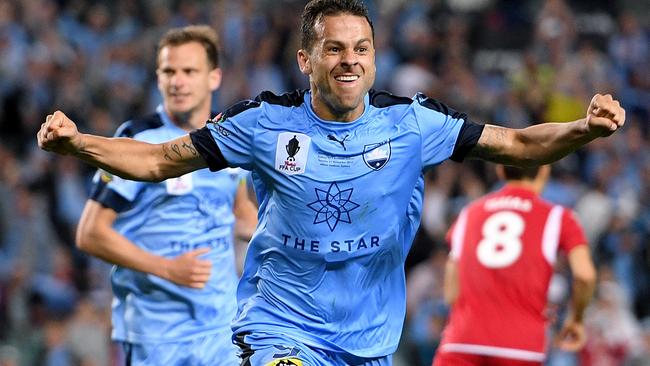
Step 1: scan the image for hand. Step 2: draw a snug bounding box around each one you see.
[585,93,625,137]
[555,319,587,352]
[37,111,84,155]
[163,248,213,288]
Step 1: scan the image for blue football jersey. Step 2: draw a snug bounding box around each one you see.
[91,106,245,344]
[190,90,481,358]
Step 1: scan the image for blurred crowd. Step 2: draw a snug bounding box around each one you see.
[0,0,648,365]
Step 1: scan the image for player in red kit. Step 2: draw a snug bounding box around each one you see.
[433,164,596,366]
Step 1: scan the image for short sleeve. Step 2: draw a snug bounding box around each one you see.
[412,93,481,168]
[194,100,262,171]
[559,208,588,254]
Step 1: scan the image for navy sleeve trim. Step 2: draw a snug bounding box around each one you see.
[190,126,228,172]
[90,184,132,213]
[450,121,485,162]
[368,89,413,107]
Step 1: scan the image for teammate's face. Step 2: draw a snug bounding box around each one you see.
[157,42,221,123]
[298,14,375,122]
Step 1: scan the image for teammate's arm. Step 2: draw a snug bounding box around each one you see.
[38,111,207,182]
[468,94,625,165]
[76,201,212,289]
[233,182,258,242]
[443,258,459,305]
[555,244,596,351]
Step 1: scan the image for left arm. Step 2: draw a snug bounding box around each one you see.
[233,182,258,242]
[467,94,625,166]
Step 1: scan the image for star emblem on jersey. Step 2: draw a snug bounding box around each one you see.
[307,182,360,232]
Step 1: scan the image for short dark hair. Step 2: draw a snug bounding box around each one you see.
[157,25,220,69]
[300,0,374,51]
[501,165,541,181]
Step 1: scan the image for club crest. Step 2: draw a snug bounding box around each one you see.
[363,141,391,170]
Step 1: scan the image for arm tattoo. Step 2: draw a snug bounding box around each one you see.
[162,144,173,161]
[162,139,196,161]
[171,144,182,158]
[181,141,197,156]
[162,143,183,161]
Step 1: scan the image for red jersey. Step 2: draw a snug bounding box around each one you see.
[438,185,587,362]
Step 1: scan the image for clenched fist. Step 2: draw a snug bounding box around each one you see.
[37,111,84,155]
[163,248,213,289]
[585,93,625,137]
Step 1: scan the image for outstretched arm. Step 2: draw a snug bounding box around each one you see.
[38,111,207,182]
[467,94,625,166]
[76,201,213,288]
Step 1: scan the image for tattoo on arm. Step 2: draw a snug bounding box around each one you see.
[171,144,182,159]
[162,144,173,161]
[162,143,183,161]
[181,141,197,156]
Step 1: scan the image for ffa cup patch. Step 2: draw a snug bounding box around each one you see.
[363,140,391,170]
[275,132,311,175]
[165,173,193,195]
[265,358,303,366]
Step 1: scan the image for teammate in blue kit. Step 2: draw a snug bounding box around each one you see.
[74,25,257,366]
[39,1,625,365]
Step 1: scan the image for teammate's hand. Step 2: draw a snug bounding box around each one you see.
[555,319,587,352]
[585,93,625,138]
[37,111,84,155]
[163,248,213,288]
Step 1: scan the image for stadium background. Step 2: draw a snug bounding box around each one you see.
[0,0,648,364]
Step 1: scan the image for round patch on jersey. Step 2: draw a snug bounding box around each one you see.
[265,358,303,366]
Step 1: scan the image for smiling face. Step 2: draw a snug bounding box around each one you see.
[298,14,375,122]
[156,41,221,128]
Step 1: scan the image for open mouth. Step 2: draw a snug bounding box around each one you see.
[334,75,359,82]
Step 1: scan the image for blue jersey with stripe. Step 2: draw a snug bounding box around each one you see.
[191,90,481,358]
[91,106,244,345]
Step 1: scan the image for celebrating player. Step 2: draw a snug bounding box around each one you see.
[39,1,623,365]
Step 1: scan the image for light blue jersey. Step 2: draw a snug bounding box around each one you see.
[91,106,243,358]
[190,90,482,360]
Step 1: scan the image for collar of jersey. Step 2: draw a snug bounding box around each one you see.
[156,104,189,133]
[501,184,537,198]
[303,90,370,129]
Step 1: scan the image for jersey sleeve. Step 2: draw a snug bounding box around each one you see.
[190,99,262,171]
[412,93,483,168]
[558,208,588,254]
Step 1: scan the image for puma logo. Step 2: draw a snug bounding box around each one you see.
[327,134,349,150]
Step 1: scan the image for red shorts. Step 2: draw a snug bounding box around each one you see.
[433,352,543,366]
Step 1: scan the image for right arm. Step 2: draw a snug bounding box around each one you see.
[443,258,459,305]
[556,244,596,351]
[76,200,212,288]
[38,111,206,182]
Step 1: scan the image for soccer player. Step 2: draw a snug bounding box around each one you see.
[38,1,624,365]
[433,164,596,366]
[75,25,257,366]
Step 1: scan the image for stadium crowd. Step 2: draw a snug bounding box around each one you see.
[0,0,648,365]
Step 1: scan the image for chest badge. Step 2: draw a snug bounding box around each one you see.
[363,140,391,170]
[275,132,311,175]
